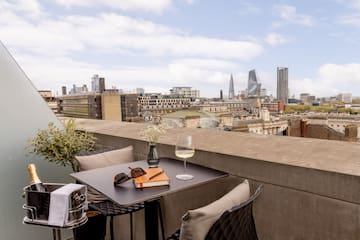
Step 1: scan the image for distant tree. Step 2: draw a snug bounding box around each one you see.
[311,106,334,113]
[337,108,352,113]
[352,99,360,104]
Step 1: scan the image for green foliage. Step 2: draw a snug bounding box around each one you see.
[284,104,360,114]
[337,108,352,113]
[285,105,341,113]
[28,119,96,172]
[284,105,311,113]
[312,105,334,112]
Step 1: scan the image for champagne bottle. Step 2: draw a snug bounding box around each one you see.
[28,163,46,192]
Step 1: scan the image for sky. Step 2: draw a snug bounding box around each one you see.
[1,0,360,98]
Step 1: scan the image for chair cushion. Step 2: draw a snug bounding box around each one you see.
[76,146,134,171]
[179,179,250,240]
[76,146,134,203]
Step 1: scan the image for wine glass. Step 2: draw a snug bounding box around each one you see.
[175,135,195,180]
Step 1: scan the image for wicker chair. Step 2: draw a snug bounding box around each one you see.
[75,147,146,240]
[89,200,145,240]
[167,185,263,240]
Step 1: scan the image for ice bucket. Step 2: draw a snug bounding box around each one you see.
[23,183,87,227]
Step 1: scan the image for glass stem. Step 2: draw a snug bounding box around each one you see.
[183,158,187,173]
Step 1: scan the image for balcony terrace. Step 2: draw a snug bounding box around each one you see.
[0,40,359,239]
[72,118,360,240]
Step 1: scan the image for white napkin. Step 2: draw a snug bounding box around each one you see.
[48,183,86,227]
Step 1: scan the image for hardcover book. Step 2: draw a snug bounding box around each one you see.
[133,167,169,188]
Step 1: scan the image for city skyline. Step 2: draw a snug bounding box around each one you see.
[1,0,360,98]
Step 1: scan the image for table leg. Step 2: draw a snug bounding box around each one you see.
[52,228,62,240]
[145,200,159,240]
[52,229,57,240]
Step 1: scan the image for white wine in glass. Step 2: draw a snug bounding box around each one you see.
[175,135,195,180]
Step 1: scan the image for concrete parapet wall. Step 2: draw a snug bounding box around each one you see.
[75,119,360,240]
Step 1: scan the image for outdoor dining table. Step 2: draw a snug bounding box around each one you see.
[70,158,228,240]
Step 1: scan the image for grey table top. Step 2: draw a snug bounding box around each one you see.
[71,158,228,207]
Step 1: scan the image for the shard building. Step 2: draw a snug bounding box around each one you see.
[228,74,235,99]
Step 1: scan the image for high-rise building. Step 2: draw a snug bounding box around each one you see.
[69,84,88,95]
[228,74,235,99]
[247,70,261,97]
[277,67,288,103]
[91,74,99,92]
[136,88,145,95]
[260,88,267,97]
[62,86,67,95]
[99,78,105,93]
[91,74,105,93]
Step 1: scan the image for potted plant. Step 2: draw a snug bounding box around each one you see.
[28,119,105,240]
[28,119,96,172]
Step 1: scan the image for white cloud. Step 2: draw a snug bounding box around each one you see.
[0,0,44,19]
[338,14,360,26]
[0,8,263,60]
[0,0,264,97]
[265,32,290,46]
[291,63,360,97]
[339,0,360,10]
[14,52,245,97]
[180,0,195,4]
[171,58,240,70]
[318,63,360,85]
[236,2,262,16]
[168,58,242,85]
[336,1,360,26]
[273,5,315,26]
[54,0,172,13]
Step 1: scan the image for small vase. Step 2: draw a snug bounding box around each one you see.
[147,144,159,168]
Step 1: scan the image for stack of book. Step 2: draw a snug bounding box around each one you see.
[133,168,170,188]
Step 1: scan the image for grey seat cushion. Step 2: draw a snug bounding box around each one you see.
[179,179,250,240]
[76,146,134,203]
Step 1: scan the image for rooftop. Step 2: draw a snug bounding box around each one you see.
[73,118,360,239]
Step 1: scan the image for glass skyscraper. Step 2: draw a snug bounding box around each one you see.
[248,69,261,97]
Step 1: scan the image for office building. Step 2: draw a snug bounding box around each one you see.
[61,86,67,95]
[169,87,200,99]
[277,67,288,104]
[338,93,352,104]
[300,93,310,104]
[91,74,105,93]
[228,74,235,99]
[138,94,191,116]
[69,84,88,95]
[136,88,145,95]
[121,94,139,121]
[261,101,285,113]
[101,93,139,122]
[57,94,102,119]
[248,70,261,97]
[260,88,267,97]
